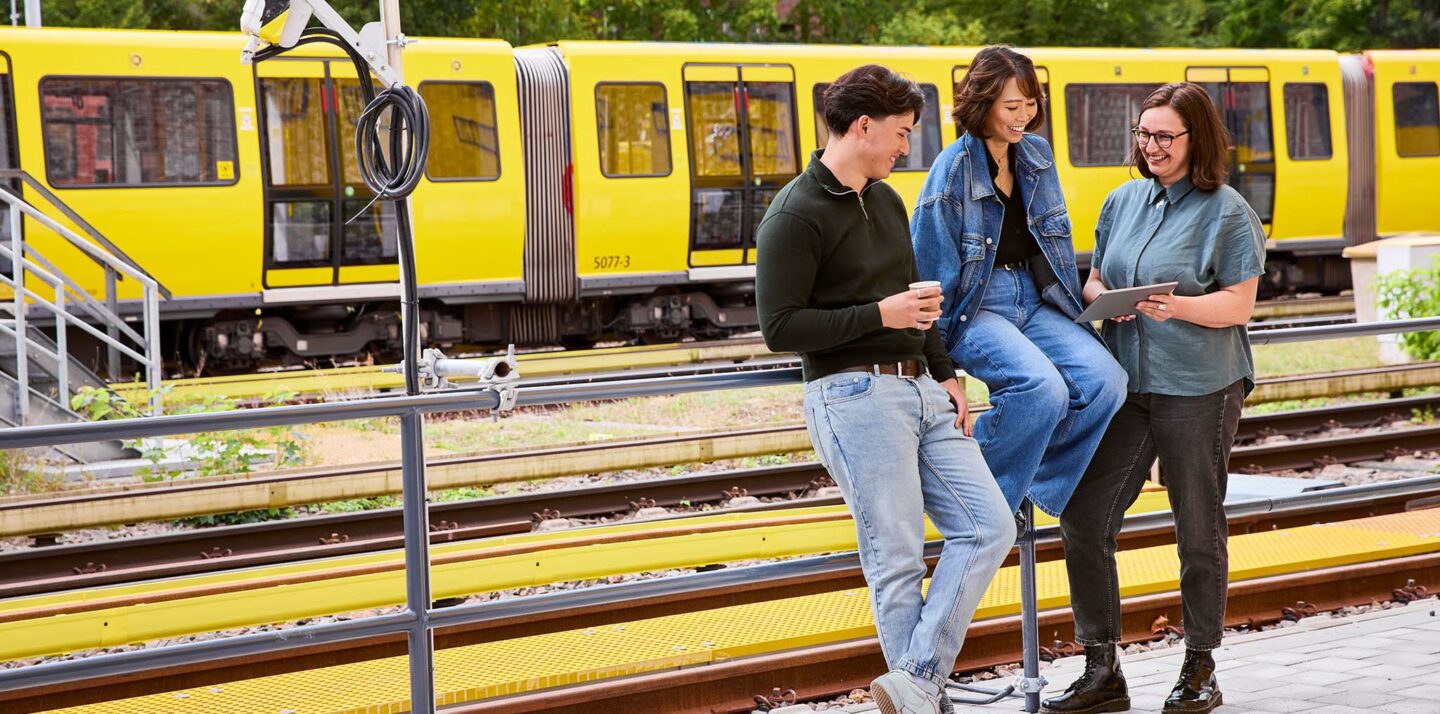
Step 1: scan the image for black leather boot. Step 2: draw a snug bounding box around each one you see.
[1040,643,1130,713]
[1163,649,1222,713]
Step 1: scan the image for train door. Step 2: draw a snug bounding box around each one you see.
[255,58,398,293]
[682,64,799,275]
[1189,67,1276,233]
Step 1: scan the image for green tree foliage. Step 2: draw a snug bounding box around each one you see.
[39,0,1438,52]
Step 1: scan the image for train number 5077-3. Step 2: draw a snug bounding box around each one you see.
[593,255,631,269]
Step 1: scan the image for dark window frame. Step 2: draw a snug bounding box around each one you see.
[594,81,673,179]
[1393,81,1440,158]
[417,79,503,183]
[38,75,240,189]
[1282,82,1333,161]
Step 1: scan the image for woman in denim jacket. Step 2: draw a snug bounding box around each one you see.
[912,46,1127,522]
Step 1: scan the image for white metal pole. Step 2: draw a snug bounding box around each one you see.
[54,282,66,405]
[10,205,26,424]
[145,286,161,415]
[22,0,37,27]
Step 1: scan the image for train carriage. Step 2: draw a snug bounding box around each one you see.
[1,28,1438,373]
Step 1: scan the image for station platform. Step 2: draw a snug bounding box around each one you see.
[944,596,1440,714]
[32,509,1440,713]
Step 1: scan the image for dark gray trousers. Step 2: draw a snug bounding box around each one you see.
[1058,380,1245,650]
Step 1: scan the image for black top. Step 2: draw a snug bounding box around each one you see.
[986,145,1040,266]
[755,151,957,383]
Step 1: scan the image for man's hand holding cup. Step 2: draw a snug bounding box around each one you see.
[880,280,944,330]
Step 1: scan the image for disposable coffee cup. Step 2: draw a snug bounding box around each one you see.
[909,281,942,322]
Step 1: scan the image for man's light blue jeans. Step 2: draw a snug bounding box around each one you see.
[804,372,1016,689]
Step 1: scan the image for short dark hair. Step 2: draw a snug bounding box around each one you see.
[822,64,926,138]
[1132,82,1231,191]
[952,45,1046,138]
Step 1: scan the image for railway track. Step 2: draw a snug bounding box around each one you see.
[112,296,1355,406]
[10,363,1440,538]
[4,394,1439,600]
[6,476,1435,713]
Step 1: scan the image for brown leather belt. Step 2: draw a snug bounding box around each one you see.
[837,359,927,379]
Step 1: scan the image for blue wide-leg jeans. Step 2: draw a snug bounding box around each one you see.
[804,372,1016,689]
[956,264,1128,516]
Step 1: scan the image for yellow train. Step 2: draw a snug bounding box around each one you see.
[4,28,1438,370]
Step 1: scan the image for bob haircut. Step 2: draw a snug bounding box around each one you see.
[951,46,1046,138]
[822,64,926,138]
[1132,82,1232,191]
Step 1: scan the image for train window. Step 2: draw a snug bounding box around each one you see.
[40,77,237,187]
[342,200,398,262]
[745,82,799,177]
[1393,82,1440,157]
[260,78,330,187]
[419,81,501,181]
[271,201,331,263]
[814,83,943,171]
[1064,84,1161,166]
[1283,84,1332,160]
[595,83,671,177]
[1198,80,1275,223]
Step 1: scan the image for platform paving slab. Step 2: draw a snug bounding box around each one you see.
[931,597,1440,713]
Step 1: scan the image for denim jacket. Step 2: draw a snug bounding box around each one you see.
[911,133,1095,362]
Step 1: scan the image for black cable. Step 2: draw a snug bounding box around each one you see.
[252,27,429,396]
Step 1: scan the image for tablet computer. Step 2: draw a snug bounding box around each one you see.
[1073,282,1180,323]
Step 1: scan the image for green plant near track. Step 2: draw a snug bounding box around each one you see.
[1376,256,1440,361]
[70,386,308,481]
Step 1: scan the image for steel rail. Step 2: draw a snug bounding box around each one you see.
[1,316,1438,710]
[3,392,1438,594]
[4,475,1437,710]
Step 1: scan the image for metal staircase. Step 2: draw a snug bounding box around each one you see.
[0,169,169,463]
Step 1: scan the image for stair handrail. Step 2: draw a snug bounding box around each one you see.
[0,172,163,423]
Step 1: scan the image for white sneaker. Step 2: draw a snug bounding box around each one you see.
[871,670,940,714]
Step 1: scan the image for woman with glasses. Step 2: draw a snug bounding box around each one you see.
[911,47,1127,530]
[1042,82,1265,714]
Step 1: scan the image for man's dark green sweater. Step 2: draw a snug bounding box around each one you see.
[756,151,957,384]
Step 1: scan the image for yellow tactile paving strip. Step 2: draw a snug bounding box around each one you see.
[0,492,1177,662]
[40,509,1440,714]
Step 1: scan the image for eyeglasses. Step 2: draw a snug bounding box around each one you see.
[1131,128,1189,149]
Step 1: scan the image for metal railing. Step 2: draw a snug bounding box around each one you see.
[0,170,169,423]
[1,317,1440,712]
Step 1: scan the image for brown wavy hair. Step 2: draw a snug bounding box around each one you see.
[1132,82,1232,190]
[821,64,926,137]
[951,46,1046,138]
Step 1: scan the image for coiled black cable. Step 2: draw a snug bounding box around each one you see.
[252,27,429,395]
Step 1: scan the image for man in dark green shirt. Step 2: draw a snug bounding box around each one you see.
[756,65,1014,714]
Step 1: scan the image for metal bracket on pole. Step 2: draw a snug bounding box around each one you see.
[382,345,521,415]
[239,0,403,87]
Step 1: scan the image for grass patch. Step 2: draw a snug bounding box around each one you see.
[1252,336,1383,377]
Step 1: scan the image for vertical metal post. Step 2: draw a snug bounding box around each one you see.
[22,0,36,27]
[54,282,66,405]
[105,269,119,381]
[399,406,434,713]
[144,285,161,415]
[1019,500,1042,713]
[10,204,26,424]
[378,2,435,712]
